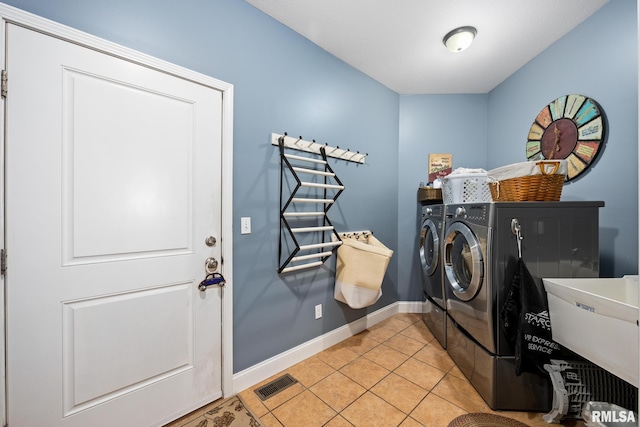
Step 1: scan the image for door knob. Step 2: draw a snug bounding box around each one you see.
[205,257,218,272]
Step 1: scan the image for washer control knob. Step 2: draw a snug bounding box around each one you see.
[455,206,466,218]
[425,207,432,216]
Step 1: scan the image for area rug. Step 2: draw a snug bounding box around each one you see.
[447,412,530,427]
[196,396,263,427]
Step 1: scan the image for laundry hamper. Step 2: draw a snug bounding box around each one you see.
[441,172,492,204]
[334,234,393,309]
[488,160,567,202]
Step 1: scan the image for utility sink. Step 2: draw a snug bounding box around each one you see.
[542,276,639,387]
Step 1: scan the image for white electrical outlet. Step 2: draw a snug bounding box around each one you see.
[241,217,251,234]
[315,304,322,319]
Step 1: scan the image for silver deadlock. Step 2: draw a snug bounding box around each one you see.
[205,257,218,272]
[205,236,217,247]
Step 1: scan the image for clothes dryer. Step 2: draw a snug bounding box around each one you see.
[419,204,445,348]
[443,201,603,412]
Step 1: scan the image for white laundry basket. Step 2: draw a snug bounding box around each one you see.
[334,234,393,309]
[441,172,492,204]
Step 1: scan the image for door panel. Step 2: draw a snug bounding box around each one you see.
[65,68,193,262]
[63,283,193,415]
[6,23,223,426]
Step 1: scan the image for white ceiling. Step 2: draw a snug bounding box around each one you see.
[245,0,610,94]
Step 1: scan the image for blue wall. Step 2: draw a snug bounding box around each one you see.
[487,0,638,277]
[1,0,400,373]
[398,0,638,293]
[2,0,637,377]
[397,94,488,302]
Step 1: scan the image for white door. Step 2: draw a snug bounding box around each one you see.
[5,23,224,426]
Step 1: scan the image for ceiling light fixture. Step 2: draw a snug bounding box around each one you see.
[443,26,477,53]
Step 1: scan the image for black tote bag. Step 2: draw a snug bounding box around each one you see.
[500,257,562,376]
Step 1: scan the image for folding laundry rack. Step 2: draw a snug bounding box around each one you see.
[277,134,345,274]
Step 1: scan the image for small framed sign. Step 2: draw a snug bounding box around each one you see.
[428,153,452,182]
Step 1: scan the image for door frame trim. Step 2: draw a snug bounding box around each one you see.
[0,2,235,421]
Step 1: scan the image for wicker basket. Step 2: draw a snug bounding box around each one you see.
[417,187,442,204]
[489,161,565,202]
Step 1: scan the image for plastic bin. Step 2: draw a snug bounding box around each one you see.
[441,173,492,204]
[543,276,639,387]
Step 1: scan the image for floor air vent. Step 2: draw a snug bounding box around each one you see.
[254,374,298,401]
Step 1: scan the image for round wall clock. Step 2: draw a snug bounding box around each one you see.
[526,94,606,181]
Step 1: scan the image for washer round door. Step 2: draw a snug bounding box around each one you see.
[444,222,484,301]
[419,218,440,276]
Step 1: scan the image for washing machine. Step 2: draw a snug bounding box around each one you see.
[443,201,603,412]
[419,204,446,348]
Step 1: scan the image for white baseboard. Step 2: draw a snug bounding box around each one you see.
[397,300,423,314]
[232,301,423,394]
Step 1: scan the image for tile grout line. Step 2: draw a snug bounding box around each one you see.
[168,313,563,426]
[254,315,456,426]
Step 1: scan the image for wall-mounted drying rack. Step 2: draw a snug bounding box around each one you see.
[270,133,367,164]
[278,135,345,274]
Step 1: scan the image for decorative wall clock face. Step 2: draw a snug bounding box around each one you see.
[526,94,606,181]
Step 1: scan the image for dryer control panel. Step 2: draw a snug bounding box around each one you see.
[446,203,491,225]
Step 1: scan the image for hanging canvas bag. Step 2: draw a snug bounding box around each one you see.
[334,234,393,309]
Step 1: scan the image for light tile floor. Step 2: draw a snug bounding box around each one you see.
[167,313,586,427]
